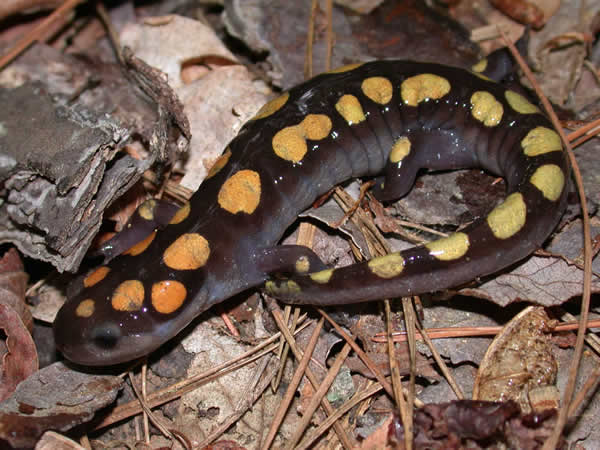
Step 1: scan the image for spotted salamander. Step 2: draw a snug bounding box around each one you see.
[54,58,568,365]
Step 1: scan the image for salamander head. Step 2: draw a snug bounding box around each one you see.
[53,308,161,366]
[53,267,209,366]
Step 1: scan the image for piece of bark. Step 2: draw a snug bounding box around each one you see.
[0,83,136,272]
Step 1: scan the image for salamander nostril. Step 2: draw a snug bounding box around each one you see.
[92,325,121,349]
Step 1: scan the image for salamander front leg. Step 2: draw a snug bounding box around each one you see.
[92,199,182,263]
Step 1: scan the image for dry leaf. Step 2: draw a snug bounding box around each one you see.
[473,307,558,414]
[0,362,122,448]
[460,256,600,307]
[0,249,36,402]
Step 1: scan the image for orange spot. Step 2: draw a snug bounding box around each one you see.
[152,280,187,314]
[76,299,95,318]
[169,203,190,225]
[83,266,110,288]
[163,233,211,270]
[112,280,145,312]
[96,231,116,246]
[217,170,261,214]
[125,231,157,256]
[207,148,232,179]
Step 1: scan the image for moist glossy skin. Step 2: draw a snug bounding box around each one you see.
[53,60,569,366]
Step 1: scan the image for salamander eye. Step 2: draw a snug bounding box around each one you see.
[91,324,121,349]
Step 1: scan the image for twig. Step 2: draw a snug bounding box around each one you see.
[94,316,312,429]
[414,317,465,399]
[127,372,175,443]
[271,307,356,449]
[372,319,600,343]
[386,300,412,450]
[297,382,385,450]
[197,355,276,448]
[287,343,353,448]
[0,0,83,70]
[261,317,324,450]
[499,29,592,450]
[566,117,600,142]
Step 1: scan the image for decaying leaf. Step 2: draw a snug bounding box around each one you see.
[35,431,85,450]
[120,14,266,191]
[389,400,563,449]
[358,413,394,450]
[489,0,546,28]
[0,0,63,21]
[0,362,122,448]
[0,249,36,402]
[460,256,600,307]
[0,303,38,403]
[0,248,30,330]
[473,306,558,414]
[345,348,440,382]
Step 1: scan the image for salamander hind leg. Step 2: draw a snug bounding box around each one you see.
[256,245,328,278]
[371,129,478,202]
[370,134,421,202]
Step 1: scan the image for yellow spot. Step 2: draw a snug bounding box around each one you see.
[505,91,540,114]
[163,233,210,270]
[474,73,493,82]
[272,114,332,163]
[295,256,310,274]
[112,280,145,312]
[152,280,187,314]
[362,77,393,104]
[169,202,190,225]
[486,193,527,239]
[138,199,157,221]
[426,232,470,261]
[335,95,365,125]
[390,137,411,163]
[265,280,301,296]
[125,231,156,256]
[218,169,261,214]
[273,125,306,163]
[253,92,290,120]
[327,63,363,74]
[310,268,333,284]
[530,164,565,201]
[83,266,110,288]
[368,253,405,279]
[472,59,487,73]
[471,91,503,126]
[302,114,332,140]
[76,299,95,318]
[206,148,232,179]
[522,127,562,157]
[401,73,450,106]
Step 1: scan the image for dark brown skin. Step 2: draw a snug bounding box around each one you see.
[54,60,568,366]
